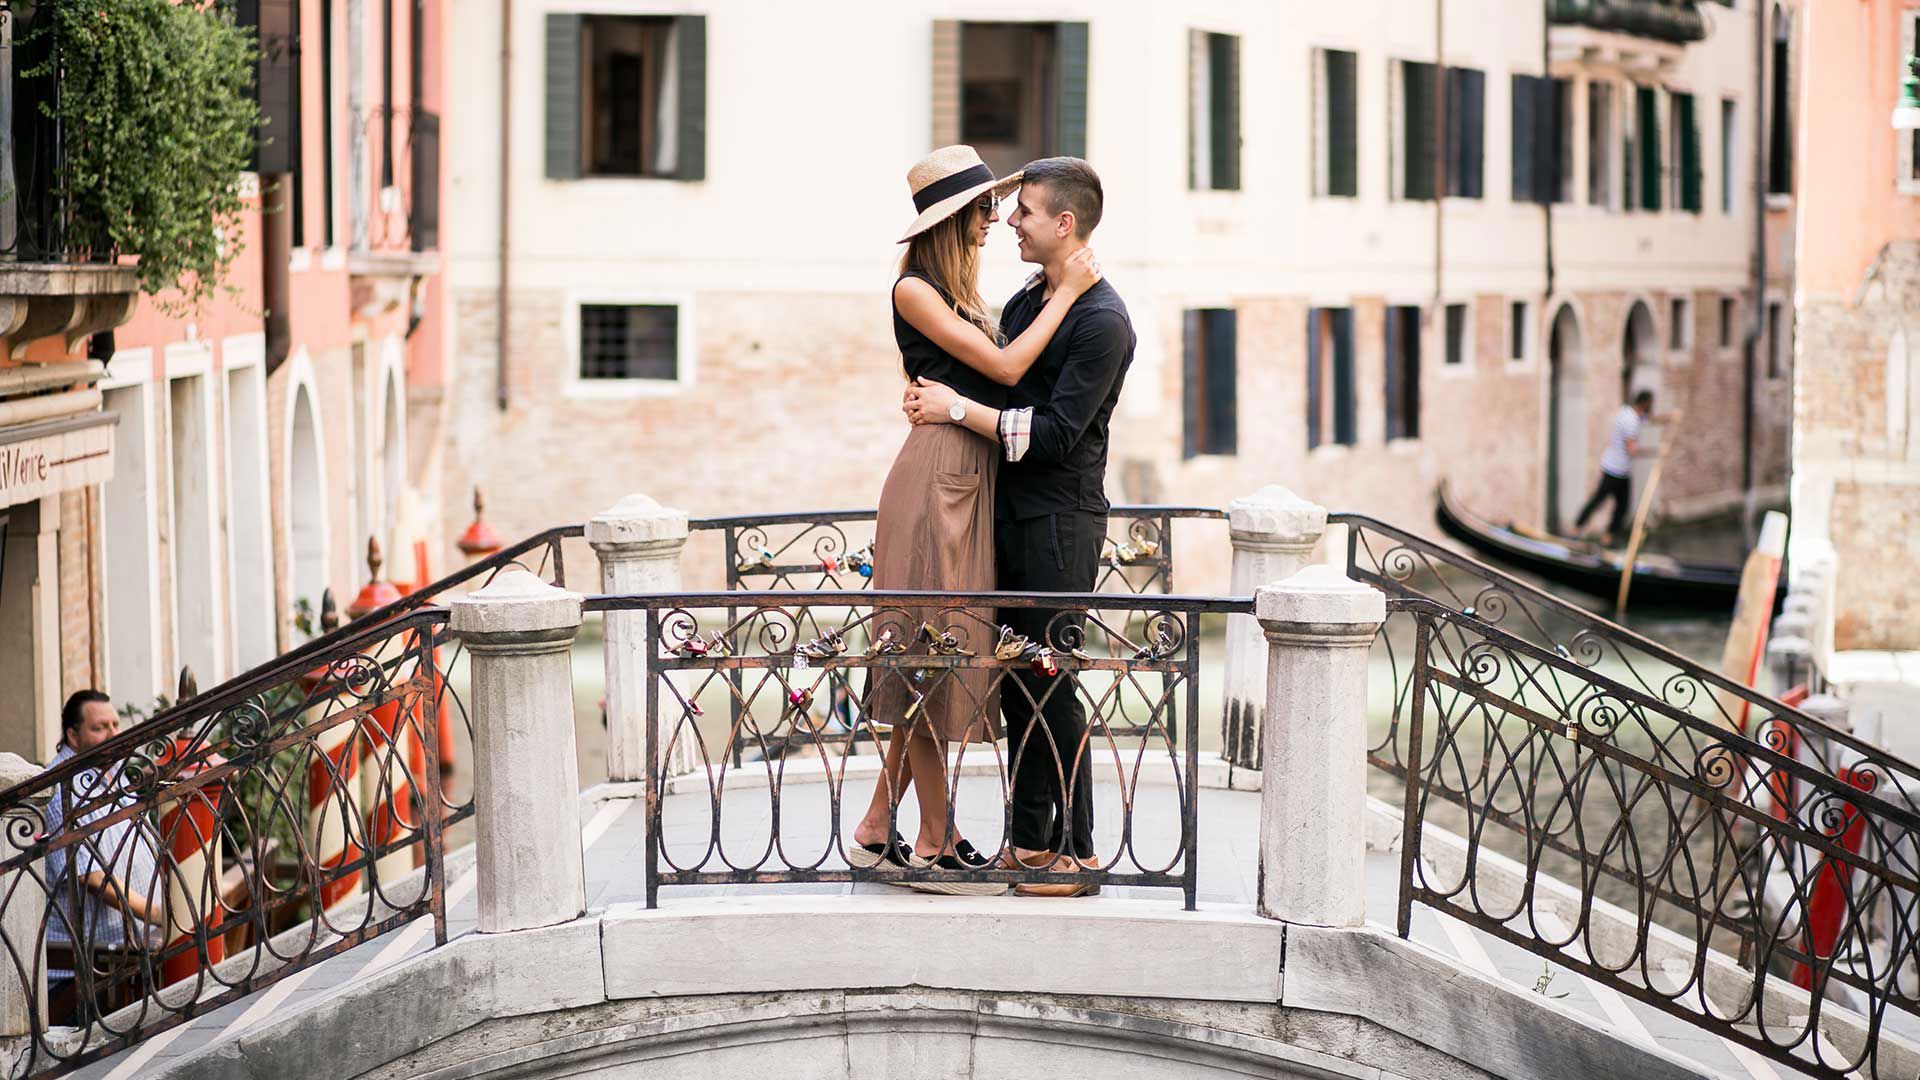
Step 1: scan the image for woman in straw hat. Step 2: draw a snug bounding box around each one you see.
[847,145,1100,895]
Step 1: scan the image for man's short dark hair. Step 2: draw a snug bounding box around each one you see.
[61,690,112,735]
[1021,157,1103,238]
[1633,389,1655,408]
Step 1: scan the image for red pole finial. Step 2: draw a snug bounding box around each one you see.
[456,485,504,559]
[347,537,404,619]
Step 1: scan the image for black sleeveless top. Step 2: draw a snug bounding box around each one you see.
[892,270,1008,409]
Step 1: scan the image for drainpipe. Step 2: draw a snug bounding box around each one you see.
[1742,0,1766,502]
[263,174,293,375]
[495,0,512,412]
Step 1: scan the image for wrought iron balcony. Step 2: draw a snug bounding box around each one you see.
[1547,0,1710,45]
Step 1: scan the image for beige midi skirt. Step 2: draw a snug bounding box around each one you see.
[867,423,999,743]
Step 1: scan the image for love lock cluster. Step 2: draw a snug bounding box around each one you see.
[735,547,777,574]
[993,626,1060,676]
[1102,538,1161,569]
[675,632,732,659]
[819,541,876,578]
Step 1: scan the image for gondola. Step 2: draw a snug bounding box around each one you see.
[1433,482,1749,610]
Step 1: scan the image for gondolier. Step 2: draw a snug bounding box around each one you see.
[1572,389,1664,548]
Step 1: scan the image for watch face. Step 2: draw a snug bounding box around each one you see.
[949,402,966,421]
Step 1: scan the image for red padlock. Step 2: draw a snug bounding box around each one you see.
[1030,648,1058,677]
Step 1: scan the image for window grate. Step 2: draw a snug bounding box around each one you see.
[580,304,678,381]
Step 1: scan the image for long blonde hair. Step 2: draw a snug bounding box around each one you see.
[899,203,1000,344]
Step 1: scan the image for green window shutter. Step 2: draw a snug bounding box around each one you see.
[1204,310,1238,454]
[1677,92,1700,213]
[1326,50,1358,196]
[1306,310,1323,450]
[1332,309,1356,446]
[1543,78,1567,203]
[1637,85,1661,211]
[1384,307,1404,439]
[1449,67,1484,199]
[673,15,707,180]
[1403,61,1436,200]
[544,13,582,180]
[1209,33,1241,189]
[1055,22,1089,158]
[1182,310,1203,459]
[1511,74,1538,203]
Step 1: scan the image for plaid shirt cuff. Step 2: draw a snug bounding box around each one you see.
[999,407,1033,463]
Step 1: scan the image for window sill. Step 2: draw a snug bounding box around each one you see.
[1765,193,1794,211]
[1308,443,1354,461]
[1386,437,1422,455]
[563,378,689,400]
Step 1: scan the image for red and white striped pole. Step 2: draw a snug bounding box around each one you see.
[156,740,226,987]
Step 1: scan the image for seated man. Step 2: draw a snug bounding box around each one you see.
[42,690,165,1024]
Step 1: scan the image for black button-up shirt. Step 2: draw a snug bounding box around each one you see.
[995,275,1135,521]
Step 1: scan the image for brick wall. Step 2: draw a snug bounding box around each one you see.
[446,283,1782,596]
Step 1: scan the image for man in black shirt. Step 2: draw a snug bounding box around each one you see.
[904,157,1133,896]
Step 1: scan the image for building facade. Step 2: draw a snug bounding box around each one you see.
[0,0,448,760]
[439,0,1792,591]
[1785,0,1920,654]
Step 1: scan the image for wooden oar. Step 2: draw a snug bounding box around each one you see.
[1614,419,1679,616]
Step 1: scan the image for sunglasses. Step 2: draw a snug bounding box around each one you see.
[972,194,999,217]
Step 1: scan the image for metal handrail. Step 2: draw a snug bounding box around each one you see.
[1391,596,1917,1079]
[1332,510,1920,814]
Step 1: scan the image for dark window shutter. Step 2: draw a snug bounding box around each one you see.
[1403,62,1436,200]
[1451,67,1484,198]
[1678,92,1701,212]
[1327,50,1358,196]
[544,14,582,179]
[673,15,707,180]
[1511,74,1537,203]
[1384,307,1404,439]
[1209,33,1241,190]
[1204,310,1238,454]
[1543,78,1567,203]
[1403,312,1421,439]
[1306,310,1323,450]
[1332,309,1356,445]
[1182,310,1203,459]
[1055,22,1089,158]
[1638,85,1661,211]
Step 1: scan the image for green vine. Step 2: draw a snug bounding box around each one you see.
[26,0,260,310]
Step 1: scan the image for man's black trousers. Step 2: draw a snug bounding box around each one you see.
[1575,471,1633,537]
[997,510,1105,860]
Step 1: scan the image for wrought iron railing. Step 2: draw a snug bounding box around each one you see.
[352,104,441,253]
[694,507,1226,761]
[0,610,459,1077]
[610,589,1238,910]
[3,3,111,264]
[1390,597,1919,1079]
[1334,512,1920,822]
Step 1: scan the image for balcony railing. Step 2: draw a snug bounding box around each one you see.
[352,105,440,256]
[1546,0,1710,44]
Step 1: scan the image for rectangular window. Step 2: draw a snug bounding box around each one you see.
[1182,309,1238,457]
[1315,49,1359,197]
[1588,81,1614,208]
[1190,31,1242,190]
[580,304,678,380]
[1510,300,1530,362]
[943,22,1088,179]
[1398,60,1437,200]
[1767,301,1788,378]
[1512,75,1570,204]
[1669,296,1691,350]
[1444,303,1468,366]
[1671,91,1700,213]
[1718,296,1735,350]
[546,14,706,181]
[1721,98,1737,212]
[1306,307,1356,449]
[1385,306,1422,440]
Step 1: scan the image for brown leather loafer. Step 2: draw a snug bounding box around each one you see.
[994,847,1057,871]
[1013,854,1103,898]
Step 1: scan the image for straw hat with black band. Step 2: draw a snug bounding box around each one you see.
[899,145,1023,243]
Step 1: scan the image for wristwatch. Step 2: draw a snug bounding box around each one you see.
[949,400,968,423]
